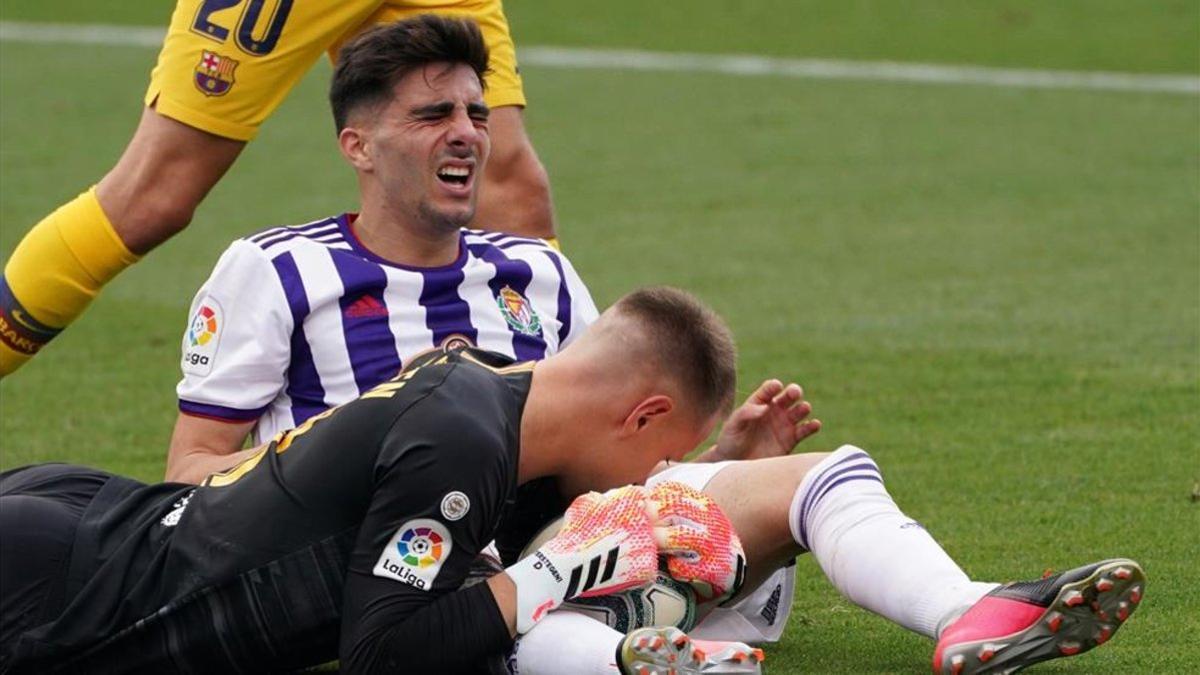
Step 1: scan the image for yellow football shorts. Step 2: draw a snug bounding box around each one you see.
[145,0,526,141]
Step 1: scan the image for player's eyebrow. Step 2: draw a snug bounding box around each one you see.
[411,102,456,118]
[409,101,490,120]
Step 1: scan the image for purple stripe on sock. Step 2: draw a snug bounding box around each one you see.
[808,466,882,519]
[798,452,870,525]
[419,266,477,348]
[800,474,886,549]
[271,252,326,427]
[798,460,881,544]
[543,252,573,346]
[795,451,872,547]
[331,252,401,393]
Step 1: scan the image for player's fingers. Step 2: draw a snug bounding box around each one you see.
[654,520,707,543]
[771,383,804,409]
[794,418,822,441]
[749,379,783,404]
[785,400,813,424]
[563,485,648,529]
[653,525,700,552]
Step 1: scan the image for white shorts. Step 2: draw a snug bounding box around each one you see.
[647,461,795,644]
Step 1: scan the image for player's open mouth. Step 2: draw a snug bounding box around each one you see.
[436,162,474,191]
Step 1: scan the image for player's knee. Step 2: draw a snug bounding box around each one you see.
[145,195,197,235]
[108,190,199,248]
[98,108,243,250]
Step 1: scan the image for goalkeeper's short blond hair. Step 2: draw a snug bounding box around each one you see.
[609,286,738,421]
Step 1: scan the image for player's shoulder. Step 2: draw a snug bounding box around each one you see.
[239,214,353,257]
[363,347,525,414]
[427,347,531,402]
[407,347,530,425]
[462,228,564,261]
[368,348,529,458]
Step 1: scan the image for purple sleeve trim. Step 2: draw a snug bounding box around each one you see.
[178,399,268,422]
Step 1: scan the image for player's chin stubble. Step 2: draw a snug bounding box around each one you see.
[418,200,474,236]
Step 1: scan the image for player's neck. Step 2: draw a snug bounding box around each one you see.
[352,207,460,267]
[516,366,554,483]
[517,363,581,484]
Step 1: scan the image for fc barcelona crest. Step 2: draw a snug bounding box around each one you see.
[496,286,542,336]
[194,50,238,97]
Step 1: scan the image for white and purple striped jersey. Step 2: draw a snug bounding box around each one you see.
[177,213,597,444]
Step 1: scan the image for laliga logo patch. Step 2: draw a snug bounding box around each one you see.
[194,50,239,97]
[373,519,452,591]
[182,298,224,377]
[496,286,542,337]
[441,491,470,521]
[188,305,218,347]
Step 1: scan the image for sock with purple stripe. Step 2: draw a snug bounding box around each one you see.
[788,445,997,638]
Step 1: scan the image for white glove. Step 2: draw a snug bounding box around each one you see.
[650,480,747,604]
[505,485,658,633]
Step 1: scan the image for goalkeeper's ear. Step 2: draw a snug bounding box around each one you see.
[621,395,675,435]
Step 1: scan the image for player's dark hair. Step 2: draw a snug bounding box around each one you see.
[612,287,738,420]
[330,14,490,132]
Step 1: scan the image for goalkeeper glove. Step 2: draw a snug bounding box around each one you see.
[650,480,747,604]
[505,485,658,633]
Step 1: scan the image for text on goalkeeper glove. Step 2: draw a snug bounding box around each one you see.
[505,485,658,632]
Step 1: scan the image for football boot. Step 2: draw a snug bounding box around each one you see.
[617,626,764,675]
[933,558,1145,674]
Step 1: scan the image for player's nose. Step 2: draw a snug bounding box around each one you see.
[445,108,485,147]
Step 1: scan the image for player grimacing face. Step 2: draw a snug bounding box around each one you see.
[360,63,491,235]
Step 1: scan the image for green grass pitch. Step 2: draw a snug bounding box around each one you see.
[1,2,1197,672]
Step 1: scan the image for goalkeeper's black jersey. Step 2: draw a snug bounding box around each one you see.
[6,348,565,674]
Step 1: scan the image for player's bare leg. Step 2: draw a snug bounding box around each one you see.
[97,108,245,253]
[0,107,244,376]
[471,106,557,241]
[699,453,824,596]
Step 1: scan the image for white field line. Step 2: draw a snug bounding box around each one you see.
[2,20,1197,96]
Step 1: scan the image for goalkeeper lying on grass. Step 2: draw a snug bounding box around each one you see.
[0,288,748,673]
[1,288,1145,674]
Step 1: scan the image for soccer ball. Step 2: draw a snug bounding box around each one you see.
[563,569,699,633]
[521,516,700,633]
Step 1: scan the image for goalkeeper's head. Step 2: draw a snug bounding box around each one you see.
[525,286,737,494]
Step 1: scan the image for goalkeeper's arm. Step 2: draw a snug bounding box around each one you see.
[340,487,660,671]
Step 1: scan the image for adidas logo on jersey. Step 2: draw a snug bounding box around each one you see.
[345,294,388,319]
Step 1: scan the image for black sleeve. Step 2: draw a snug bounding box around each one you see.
[339,571,510,674]
[339,378,519,673]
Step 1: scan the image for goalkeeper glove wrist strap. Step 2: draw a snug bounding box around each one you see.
[505,549,570,633]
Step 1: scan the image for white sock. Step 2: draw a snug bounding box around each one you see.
[789,445,998,638]
[509,610,623,675]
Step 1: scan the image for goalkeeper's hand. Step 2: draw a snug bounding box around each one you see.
[650,480,747,604]
[505,485,658,633]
